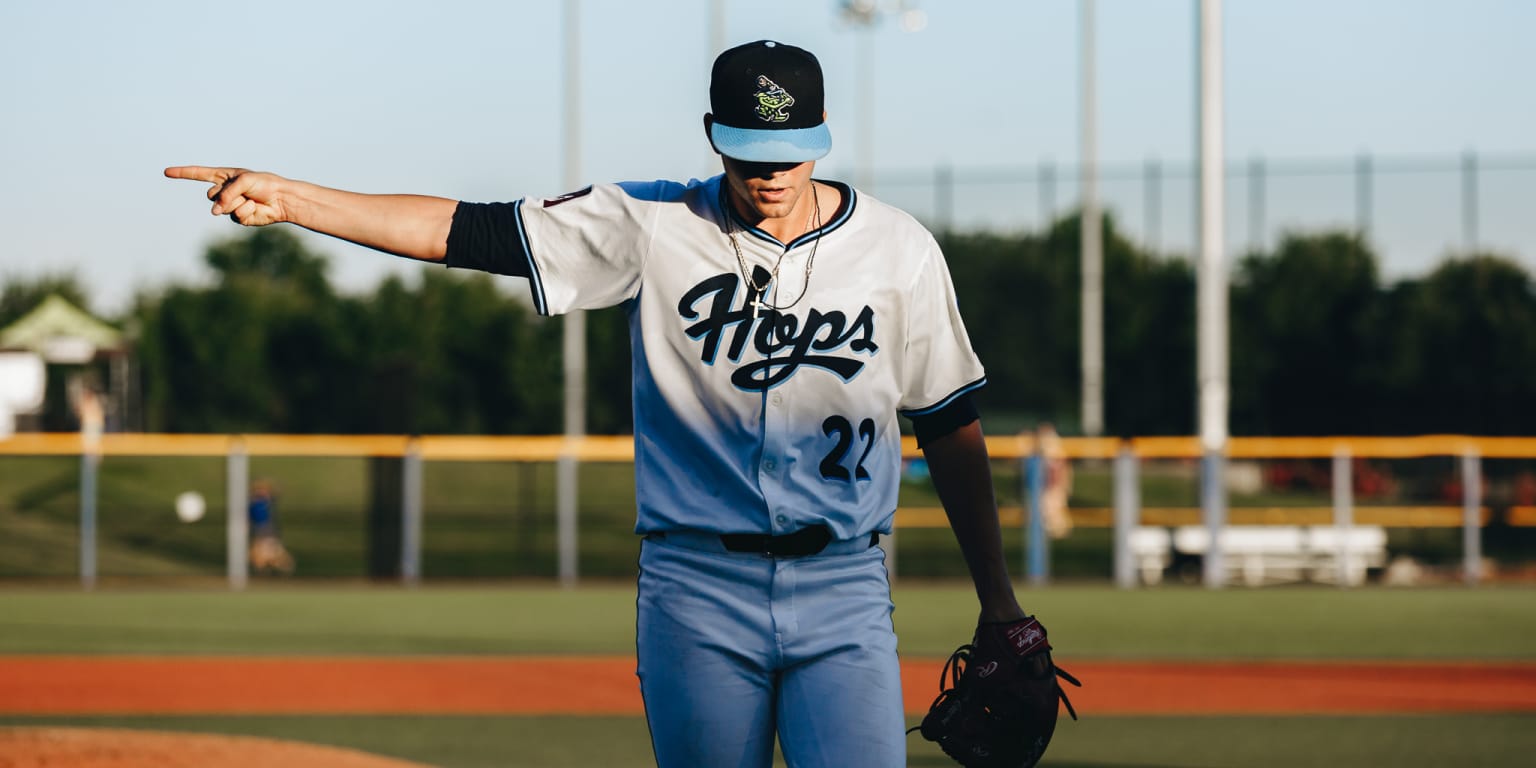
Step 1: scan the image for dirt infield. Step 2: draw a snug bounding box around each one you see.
[0,727,434,768]
[4,656,1535,717]
[4,656,1534,766]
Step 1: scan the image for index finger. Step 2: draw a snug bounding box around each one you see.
[164,165,234,183]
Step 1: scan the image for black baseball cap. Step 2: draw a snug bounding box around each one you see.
[708,40,832,163]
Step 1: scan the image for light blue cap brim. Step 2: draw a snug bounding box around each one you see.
[711,123,831,163]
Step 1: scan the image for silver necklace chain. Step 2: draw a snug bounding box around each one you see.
[727,183,821,318]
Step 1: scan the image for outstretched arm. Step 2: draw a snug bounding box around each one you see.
[923,419,1026,623]
[164,166,458,262]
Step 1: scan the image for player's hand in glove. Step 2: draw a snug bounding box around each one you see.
[909,616,1081,768]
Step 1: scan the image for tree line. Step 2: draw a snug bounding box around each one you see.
[943,214,1536,436]
[3,216,1532,437]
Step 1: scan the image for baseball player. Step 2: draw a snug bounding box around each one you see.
[168,40,1031,768]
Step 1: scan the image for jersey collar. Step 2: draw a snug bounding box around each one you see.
[717,177,857,250]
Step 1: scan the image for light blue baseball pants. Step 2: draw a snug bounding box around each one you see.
[635,533,906,768]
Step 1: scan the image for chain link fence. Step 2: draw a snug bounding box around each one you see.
[853,151,1536,277]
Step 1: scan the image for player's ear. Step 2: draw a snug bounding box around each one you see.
[703,113,722,155]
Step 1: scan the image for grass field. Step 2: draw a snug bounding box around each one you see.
[1,584,1534,767]
[0,452,1492,583]
[2,584,1535,658]
[4,713,1532,768]
[3,450,1533,765]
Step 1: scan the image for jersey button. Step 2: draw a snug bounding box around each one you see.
[764,459,777,472]
[771,394,783,406]
[775,514,789,525]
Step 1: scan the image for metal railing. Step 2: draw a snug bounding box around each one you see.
[3,432,1531,589]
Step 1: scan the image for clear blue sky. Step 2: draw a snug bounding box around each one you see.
[2,0,1532,315]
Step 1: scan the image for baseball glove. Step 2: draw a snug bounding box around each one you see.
[909,616,1081,768]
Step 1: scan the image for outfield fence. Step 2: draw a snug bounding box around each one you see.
[1,433,1532,589]
[866,150,1536,279]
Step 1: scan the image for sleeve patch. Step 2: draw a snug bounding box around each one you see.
[543,186,594,208]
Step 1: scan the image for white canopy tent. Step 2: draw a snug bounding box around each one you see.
[0,295,133,434]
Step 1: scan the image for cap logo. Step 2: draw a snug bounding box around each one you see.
[752,75,795,123]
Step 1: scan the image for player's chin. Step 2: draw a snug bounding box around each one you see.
[747,193,796,219]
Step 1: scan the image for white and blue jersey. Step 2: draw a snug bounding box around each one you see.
[508,175,985,540]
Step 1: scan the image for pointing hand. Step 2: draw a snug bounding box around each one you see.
[164,166,289,226]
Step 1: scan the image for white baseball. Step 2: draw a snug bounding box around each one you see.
[175,491,206,523]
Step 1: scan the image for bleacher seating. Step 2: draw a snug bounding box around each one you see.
[1150,525,1388,586]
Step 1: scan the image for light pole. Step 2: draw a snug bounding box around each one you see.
[1196,0,1229,589]
[838,1,927,193]
[559,0,584,588]
[1080,0,1103,438]
[706,0,727,178]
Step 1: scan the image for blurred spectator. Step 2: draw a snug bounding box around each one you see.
[1353,459,1397,498]
[1440,469,1488,505]
[1439,475,1462,504]
[901,457,931,484]
[1514,471,1536,507]
[1036,423,1073,540]
[248,479,295,575]
[71,378,104,448]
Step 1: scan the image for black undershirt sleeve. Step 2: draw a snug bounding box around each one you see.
[443,201,532,278]
[910,393,980,449]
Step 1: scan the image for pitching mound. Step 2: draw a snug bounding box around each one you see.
[0,727,435,768]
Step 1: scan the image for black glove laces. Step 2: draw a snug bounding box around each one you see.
[906,643,1083,736]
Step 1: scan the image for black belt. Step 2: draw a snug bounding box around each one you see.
[718,525,879,557]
